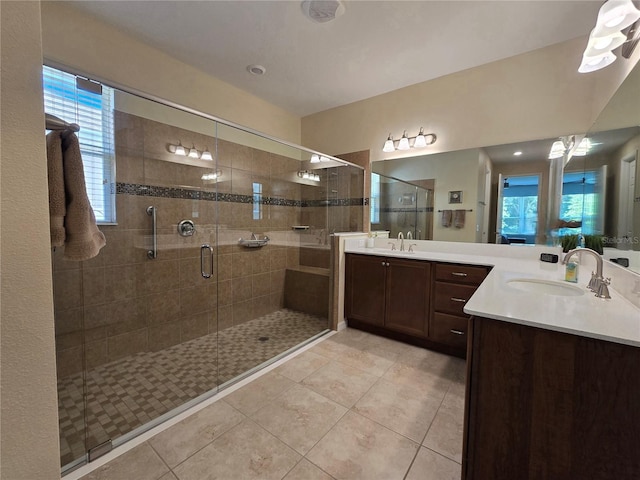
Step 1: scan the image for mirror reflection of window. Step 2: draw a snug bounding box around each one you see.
[499,174,540,244]
[370,173,381,225]
[559,168,606,237]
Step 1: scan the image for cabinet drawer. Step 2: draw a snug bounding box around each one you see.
[434,282,476,316]
[430,313,468,349]
[435,263,488,286]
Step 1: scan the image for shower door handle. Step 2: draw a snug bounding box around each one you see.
[146,206,157,259]
[201,244,214,279]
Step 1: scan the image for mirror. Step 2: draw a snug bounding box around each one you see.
[372,61,640,271]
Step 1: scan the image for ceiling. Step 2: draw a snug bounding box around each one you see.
[67,1,602,117]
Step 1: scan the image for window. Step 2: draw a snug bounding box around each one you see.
[500,175,539,241]
[370,173,381,224]
[560,170,601,235]
[252,182,263,220]
[43,66,116,223]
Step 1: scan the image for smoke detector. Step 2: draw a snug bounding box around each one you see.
[301,0,345,23]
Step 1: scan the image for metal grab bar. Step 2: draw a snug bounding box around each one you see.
[146,206,157,259]
[201,244,214,278]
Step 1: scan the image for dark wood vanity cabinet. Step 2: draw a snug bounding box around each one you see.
[430,263,490,355]
[345,253,431,338]
[463,317,640,479]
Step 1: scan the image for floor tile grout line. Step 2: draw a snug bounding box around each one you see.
[153,400,248,473]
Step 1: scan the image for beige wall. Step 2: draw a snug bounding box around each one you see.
[301,37,636,164]
[40,2,301,144]
[0,2,61,479]
[374,149,480,242]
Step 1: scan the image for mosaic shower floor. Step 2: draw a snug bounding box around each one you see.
[58,309,328,467]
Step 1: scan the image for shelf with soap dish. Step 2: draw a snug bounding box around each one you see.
[238,233,269,248]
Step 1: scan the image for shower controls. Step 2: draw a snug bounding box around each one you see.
[178,219,196,237]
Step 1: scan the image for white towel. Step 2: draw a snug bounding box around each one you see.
[47,131,106,260]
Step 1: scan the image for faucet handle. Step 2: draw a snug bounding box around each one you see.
[595,278,611,299]
[587,271,598,291]
[388,242,396,251]
[408,244,417,253]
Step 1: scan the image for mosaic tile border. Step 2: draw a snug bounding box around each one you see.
[379,207,434,213]
[116,182,365,207]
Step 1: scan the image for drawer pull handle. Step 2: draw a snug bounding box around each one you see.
[450,329,465,335]
[451,272,468,277]
[450,297,467,303]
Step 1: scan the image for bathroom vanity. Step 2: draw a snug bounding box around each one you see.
[345,253,489,357]
[463,315,640,479]
[343,238,640,479]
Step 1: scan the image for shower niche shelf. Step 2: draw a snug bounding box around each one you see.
[238,235,269,248]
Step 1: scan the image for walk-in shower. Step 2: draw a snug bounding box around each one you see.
[49,78,364,472]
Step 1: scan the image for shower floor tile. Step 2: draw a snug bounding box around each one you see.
[58,308,327,467]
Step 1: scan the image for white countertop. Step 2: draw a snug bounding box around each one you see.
[345,241,640,348]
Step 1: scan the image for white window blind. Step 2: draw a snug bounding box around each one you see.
[43,65,116,223]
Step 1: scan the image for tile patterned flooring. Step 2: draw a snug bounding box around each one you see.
[59,309,327,466]
[78,328,465,480]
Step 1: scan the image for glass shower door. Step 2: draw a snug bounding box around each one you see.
[54,90,222,471]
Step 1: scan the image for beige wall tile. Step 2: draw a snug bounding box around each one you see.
[108,328,148,361]
[180,285,215,315]
[180,312,210,342]
[53,269,83,311]
[146,289,181,325]
[148,322,181,352]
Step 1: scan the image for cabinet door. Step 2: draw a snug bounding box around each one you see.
[385,258,431,337]
[345,254,386,326]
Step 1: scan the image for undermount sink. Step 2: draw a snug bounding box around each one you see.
[506,278,585,297]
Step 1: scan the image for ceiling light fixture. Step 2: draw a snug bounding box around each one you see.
[513,151,523,156]
[382,128,437,152]
[579,0,640,73]
[301,0,345,23]
[247,64,266,76]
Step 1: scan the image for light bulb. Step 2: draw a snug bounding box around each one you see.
[303,171,310,179]
[413,128,427,148]
[578,51,617,73]
[188,147,199,158]
[595,0,640,34]
[398,131,410,151]
[584,28,626,57]
[201,150,213,161]
[383,134,395,152]
[174,145,186,156]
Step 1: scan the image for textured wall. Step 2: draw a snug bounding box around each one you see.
[0,2,61,478]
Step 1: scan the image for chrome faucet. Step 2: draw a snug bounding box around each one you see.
[407,231,413,240]
[397,232,405,252]
[562,247,611,299]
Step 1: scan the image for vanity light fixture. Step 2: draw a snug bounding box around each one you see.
[383,134,395,153]
[201,170,223,181]
[382,128,437,152]
[174,144,187,156]
[579,0,640,73]
[398,131,411,151]
[188,147,199,159]
[200,149,213,161]
[310,154,321,163]
[298,170,320,182]
[320,156,330,162]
